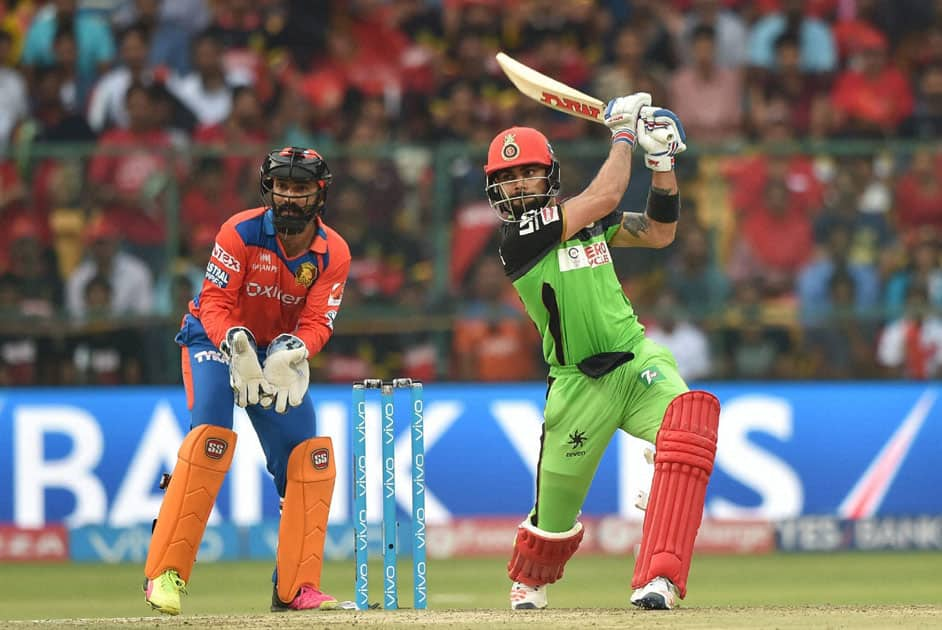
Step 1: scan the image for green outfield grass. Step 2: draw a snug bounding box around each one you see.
[2,553,941,624]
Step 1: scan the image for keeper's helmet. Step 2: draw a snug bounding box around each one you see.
[260,147,332,234]
[484,126,560,221]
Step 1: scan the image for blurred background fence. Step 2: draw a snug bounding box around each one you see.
[2,139,940,384]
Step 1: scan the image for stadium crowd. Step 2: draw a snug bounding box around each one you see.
[0,0,941,385]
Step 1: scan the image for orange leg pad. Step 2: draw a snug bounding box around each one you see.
[276,437,336,604]
[145,425,236,582]
[632,390,720,598]
[507,519,584,587]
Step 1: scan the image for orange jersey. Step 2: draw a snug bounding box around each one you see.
[190,207,351,354]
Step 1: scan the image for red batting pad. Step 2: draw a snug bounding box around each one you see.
[632,390,719,598]
[276,437,336,604]
[507,520,584,586]
[145,425,237,582]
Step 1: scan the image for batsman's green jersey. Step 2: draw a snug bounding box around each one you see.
[498,204,688,532]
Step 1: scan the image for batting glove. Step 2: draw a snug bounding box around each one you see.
[604,92,652,147]
[262,333,310,414]
[636,106,687,172]
[221,327,273,407]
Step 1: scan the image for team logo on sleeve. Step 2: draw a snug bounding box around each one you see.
[327,282,345,306]
[212,243,240,272]
[295,262,318,287]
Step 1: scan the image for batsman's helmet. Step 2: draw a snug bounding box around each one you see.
[484,126,560,221]
[260,146,332,234]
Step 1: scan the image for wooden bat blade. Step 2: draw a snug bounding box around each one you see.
[495,52,607,125]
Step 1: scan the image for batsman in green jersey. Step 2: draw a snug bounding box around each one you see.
[484,93,721,611]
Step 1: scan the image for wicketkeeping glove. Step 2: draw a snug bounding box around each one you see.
[262,333,310,414]
[603,92,652,147]
[221,327,273,407]
[636,106,687,171]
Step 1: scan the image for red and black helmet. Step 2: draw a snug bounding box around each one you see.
[260,147,332,234]
[484,127,560,220]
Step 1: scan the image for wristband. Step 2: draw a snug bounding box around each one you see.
[612,129,636,146]
[645,189,680,223]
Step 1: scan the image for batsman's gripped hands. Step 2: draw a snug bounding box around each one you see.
[636,106,687,172]
[262,333,310,414]
[222,327,274,408]
[603,92,652,146]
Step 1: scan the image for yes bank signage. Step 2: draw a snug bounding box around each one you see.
[0,384,939,527]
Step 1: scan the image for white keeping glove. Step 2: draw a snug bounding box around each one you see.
[221,327,273,407]
[603,92,652,146]
[262,334,310,414]
[636,106,687,172]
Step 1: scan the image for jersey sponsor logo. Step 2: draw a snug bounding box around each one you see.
[193,349,226,364]
[251,261,278,273]
[557,241,612,271]
[325,309,337,329]
[204,438,228,460]
[212,243,241,272]
[205,262,230,288]
[566,430,587,458]
[327,282,345,306]
[540,206,559,224]
[518,205,560,236]
[639,367,666,387]
[245,282,305,305]
[259,252,272,264]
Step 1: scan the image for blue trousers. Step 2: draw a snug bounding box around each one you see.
[176,315,316,496]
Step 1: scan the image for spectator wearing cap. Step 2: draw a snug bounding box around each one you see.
[748,0,836,73]
[65,216,153,318]
[830,30,914,137]
[20,0,115,93]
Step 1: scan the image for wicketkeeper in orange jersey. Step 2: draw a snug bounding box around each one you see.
[143,147,351,615]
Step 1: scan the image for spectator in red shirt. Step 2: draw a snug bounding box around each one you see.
[729,179,814,294]
[193,85,268,205]
[830,30,914,137]
[88,82,178,267]
[894,149,942,237]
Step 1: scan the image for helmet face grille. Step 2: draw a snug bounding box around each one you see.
[259,147,332,233]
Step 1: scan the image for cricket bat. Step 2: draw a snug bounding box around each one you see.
[495,51,607,125]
